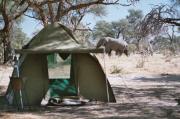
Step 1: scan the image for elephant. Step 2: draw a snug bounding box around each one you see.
[96,37,129,56]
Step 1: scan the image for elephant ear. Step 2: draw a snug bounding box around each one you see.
[96,38,107,48]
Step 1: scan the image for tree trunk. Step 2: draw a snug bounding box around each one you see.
[2,36,12,64]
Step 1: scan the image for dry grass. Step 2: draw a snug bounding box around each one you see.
[96,53,180,75]
[110,65,123,74]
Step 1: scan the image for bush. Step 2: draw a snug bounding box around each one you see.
[128,44,138,54]
[110,65,123,74]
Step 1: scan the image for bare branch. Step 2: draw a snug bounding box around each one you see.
[159,18,180,26]
[71,9,87,32]
[19,0,26,6]
[23,13,40,20]
[39,0,61,6]
[12,5,29,20]
[60,0,119,17]
[47,2,55,23]
[65,0,73,6]
[55,1,63,21]
[0,0,10,32]
[27,0,48,26]
[137,4,180,38]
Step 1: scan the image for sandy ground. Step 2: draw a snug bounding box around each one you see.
[0,54,180,119]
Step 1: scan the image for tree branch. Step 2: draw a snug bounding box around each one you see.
[47,2,55,23]
[61,0,119,17]
[159,18,180,26]
[55,1,63,21]
[11,5,29,20]
[27,0,48,26]
[39,0,61,6]
[23,13,40,20]
[0,0,10,32]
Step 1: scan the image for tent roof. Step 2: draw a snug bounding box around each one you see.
[15,48,104,54]
[16,23,103,54]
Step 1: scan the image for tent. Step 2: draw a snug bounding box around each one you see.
[5,23,116,106]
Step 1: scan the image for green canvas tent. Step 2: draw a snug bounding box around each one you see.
[5,23,116,106]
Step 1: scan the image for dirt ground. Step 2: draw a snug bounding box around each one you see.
[0,53,180,119]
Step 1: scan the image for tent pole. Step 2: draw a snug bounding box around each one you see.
[103,48,109,102]
[14,55,24,110]
[74,55,80,97]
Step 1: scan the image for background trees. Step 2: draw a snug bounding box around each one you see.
[138,0,180,54]
[0,0,179,63]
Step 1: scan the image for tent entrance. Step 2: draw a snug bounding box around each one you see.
[47,53,77,98]
[47,53,71,79]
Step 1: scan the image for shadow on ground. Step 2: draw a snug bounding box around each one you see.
[0,74,180,119]
[134,74,180,82]
[1,102,180,119]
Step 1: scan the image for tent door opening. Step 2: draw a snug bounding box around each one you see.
[47,53,77,99]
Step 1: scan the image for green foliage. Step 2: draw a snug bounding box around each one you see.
[0,25,29,62]
[126,9,143,24]
[93,20,115,38]
[128,44,138,54]
[10,27,30,49]
[93,9,143,41]
[0,0,28,63]
[125,9,143,39]
[89,5,106,17]
[74,28,92,45]
[153,35,180,54]
[111,19,129,38]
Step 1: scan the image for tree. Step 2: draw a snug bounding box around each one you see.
[10,26,30,49]
[93,20,114,38]
[111,19,129,39]
[153,34,180,54]
[0,0,28,63]
[137,0,180,55]
[126,9,143,24]
[125,9,143,43]
[22,0,139,35]
[138,0,180,38]
[23,0,121,26]
[164,25,179,54]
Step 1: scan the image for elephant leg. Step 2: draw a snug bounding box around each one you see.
[115,50,119,55]
[108,49,112,56]
[105,46,112,56]
[124,49,129,56]
[116,50,122,56]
